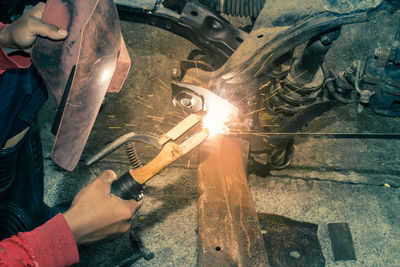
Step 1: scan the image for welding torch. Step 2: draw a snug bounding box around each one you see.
[86,114,209,201]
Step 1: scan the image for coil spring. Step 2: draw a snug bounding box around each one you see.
[125,142,142,169]
[222,0,265,18]
[266,76,323,118]
[198,0,266,18]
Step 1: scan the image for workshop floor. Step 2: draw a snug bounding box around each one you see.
[38,9,400,267]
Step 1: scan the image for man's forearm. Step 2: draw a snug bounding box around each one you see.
[0,214,79,266]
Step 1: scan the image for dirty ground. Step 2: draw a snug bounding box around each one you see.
[38,7,400,267]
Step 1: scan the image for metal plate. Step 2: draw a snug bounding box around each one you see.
[328,222,357,261]
[258,213,325,267]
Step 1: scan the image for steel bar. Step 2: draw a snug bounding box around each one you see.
[197,135,268,266]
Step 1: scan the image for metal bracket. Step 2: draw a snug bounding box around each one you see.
[116,0,248,65]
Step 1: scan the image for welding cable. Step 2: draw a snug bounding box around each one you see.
[85,132,160,166]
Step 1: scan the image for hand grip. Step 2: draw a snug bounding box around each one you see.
[111,171,144,201]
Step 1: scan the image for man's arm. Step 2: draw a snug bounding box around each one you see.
[0,170,142,266]
[0,214,79,266]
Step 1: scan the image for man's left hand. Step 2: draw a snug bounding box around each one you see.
[0,2,68,51]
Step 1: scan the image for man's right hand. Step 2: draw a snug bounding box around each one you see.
[63,170,143,245]
[0,2,68,51]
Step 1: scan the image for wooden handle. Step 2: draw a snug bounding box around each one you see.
[132,128,209,184]
[131,142,183,184]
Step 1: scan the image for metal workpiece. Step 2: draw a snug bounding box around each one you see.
[209,0,381,90]
[171,81,239,115]
[212,12,367,88]
[116,0,248,64]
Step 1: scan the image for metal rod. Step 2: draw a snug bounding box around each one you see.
[230,132,400,139]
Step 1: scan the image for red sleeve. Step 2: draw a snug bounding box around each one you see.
[0,22,31,75]
[0,214,79,266]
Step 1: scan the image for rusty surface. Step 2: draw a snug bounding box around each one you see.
[328,223,357,261]
[197,135,269,266]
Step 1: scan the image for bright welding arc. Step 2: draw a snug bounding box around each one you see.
[202,97,235,137]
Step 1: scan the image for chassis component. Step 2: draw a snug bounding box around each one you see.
[116,0,248,65]
[117,0,400,174]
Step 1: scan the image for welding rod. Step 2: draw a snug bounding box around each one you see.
[230,132,400,139]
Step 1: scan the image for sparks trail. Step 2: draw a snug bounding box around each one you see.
[248,95,256,103]
[172,111,186,119]
[146,115,164,122]
[167,121,176,127]
[240,95,251,104]
[243,107,266,116]
[136,95,150,103]
[263,69,309,102]
[133,99,153,109]
[194,60,200,77]
[271,103,290,111]
[263,138,270,143]
[258,81,272,91]
[154,124,166,134]
[158,79,171,94]
[254,53,273,77]
[248,102,258,107]
[263,83,283,102]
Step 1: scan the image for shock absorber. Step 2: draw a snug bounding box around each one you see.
[254,29,341,171]
[267,29,341,117]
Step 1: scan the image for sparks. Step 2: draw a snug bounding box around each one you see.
[202,97,235,137]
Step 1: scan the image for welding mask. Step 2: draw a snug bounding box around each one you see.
[32,0,131,171]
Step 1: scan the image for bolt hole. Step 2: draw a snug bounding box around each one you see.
[191,10,198,16]
[235,37,243,43]
[215,246,221,251]
[257,34,264,38]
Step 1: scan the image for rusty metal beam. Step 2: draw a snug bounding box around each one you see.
[197,135,269,266]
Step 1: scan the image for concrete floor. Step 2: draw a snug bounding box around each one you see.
[38,6,400,267]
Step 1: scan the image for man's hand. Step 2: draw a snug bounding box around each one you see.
[63,170,143,245]
[0,2,67,51]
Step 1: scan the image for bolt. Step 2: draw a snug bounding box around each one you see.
[170,68,179,80]
[321,35,331,45]
[211,20,221,30]
[360,90,372,104]
[374,47,382,58]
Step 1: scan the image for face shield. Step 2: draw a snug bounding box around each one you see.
[32,0,131,171]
